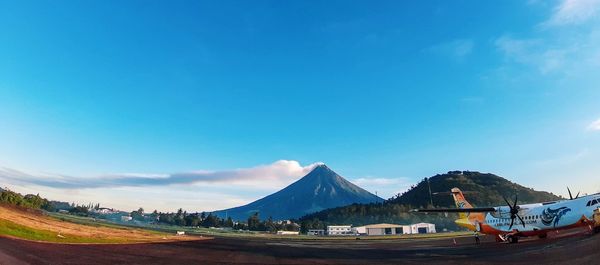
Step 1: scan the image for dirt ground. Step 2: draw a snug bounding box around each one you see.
[1,227,599,265]
[0,205,200,243]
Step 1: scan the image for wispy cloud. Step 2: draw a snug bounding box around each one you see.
[494,0,600,75]
[425,39,474,61]
[494,35,574,74]
[351,176,411,199]
[494,29,600,75]
[494,36,542,64]
[534,149,590,167]
[589,118,600,131]
[352,177,405,186]
[544,0,600,26]
[0,160,323,190]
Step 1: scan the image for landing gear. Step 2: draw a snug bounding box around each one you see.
[538,233,548,239]
[507,235,519,244]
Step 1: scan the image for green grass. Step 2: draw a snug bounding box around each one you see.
[0,218,130,243]
[47,213,168,236]
[135,222,472,241]
[42,212,472,242]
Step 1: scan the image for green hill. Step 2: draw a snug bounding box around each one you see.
[298,171,562,232]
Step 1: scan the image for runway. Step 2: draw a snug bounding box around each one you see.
[1,228,599,265]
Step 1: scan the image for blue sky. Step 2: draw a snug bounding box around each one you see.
[1,0,599,212]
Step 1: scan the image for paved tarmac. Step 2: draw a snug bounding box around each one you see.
[1,228,598,265]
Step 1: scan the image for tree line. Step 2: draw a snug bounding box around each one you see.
[0,188,54,211]
[152,209,299,232]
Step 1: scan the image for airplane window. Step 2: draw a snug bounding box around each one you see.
[587,201,591,206]
[593,200,598,206]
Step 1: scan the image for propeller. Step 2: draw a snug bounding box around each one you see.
[567,187,580,200]
[503,194,525,230]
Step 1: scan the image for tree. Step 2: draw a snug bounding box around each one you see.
[224,217,234,228]
[202,214,219,228]
[247,212,265,231]
[265,216,277,232]
[69,205,89,216]
[131,207,145,221]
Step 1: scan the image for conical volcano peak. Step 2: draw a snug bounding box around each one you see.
[311,163,331,172]
[304,163,339,180]
[214,164,383,220]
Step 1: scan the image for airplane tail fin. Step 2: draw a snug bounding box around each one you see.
[451,188,473,219]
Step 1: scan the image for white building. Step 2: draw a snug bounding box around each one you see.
[353,223,437,235]
[409,223,436,234]
[307,229,325,236]
[120,215,132,222]
[327,225,354,236]
[92,208,116,214]
[354,223,411,236]
[276,231,299,235]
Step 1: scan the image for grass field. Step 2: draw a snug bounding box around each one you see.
[116,220,473,241]
[0,205,202,244]
[0,218,133,243]
[1,204,471,244]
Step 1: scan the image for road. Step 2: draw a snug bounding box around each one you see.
[1,229,599,265]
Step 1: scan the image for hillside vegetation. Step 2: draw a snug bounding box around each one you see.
[299,171,561,232]
[0,204,199,243]
[0,189,198,243]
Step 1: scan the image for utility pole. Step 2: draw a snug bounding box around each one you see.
[427,178,433,206]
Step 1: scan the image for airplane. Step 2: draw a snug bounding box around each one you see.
[411,187,600,243]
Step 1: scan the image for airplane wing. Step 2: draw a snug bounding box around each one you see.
[410,207,496,213]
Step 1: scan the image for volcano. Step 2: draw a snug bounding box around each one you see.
[213,164,383,220]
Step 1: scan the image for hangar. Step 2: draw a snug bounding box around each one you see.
[354,223,436,236]
[410,223,436,234]
[354,223,410,236]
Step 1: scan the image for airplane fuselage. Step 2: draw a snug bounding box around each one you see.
[460,194,600,237]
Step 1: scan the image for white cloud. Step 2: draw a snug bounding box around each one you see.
[589,118,600,131]
[545,0,600,26]
[0,160,327,212]
[0,160,322,190]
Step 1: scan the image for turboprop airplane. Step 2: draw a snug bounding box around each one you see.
[411,187,600,243]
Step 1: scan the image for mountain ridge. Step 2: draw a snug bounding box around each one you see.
[298,171,561,231]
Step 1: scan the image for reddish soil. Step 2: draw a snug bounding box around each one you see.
[0,205,196,243]
[1,228,599,265]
